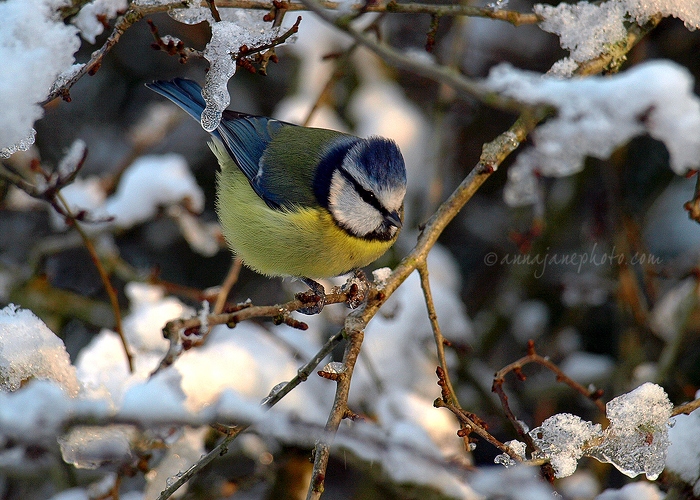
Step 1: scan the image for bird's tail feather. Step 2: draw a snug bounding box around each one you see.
[145,78,206,122]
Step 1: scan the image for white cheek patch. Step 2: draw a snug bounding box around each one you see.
[329,170,384,237]
[378,185,406,213]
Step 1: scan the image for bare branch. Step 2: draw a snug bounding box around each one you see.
[307,313,365,499]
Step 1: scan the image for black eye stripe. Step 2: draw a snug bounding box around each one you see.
[337,167,388,216]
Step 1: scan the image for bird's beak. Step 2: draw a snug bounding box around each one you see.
[385,210,403,228]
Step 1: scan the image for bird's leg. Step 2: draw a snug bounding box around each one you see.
[296,277,326,315]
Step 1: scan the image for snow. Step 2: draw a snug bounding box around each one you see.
[625,0,700,29]
[70,0,129,44]
[98,154,205,229]
[334,419,480,499]
[173,321,332,421]
[536,0,700,68]
[595,481,664,500]
[469,466,554,499]
[122,282,190,353]
[535,1,628,64]
[57,139,87,179]
[374,389,467,463]
[167,4,216,25]
[510,299,549,342]
[0,304,80,395]
[484,61,700,205]
[48,488,91,500]
[559,470,601,499]
[48,176,106,229]
[58,425,135,469]
[666,396,700,496]
[0,0,79,158]
[119,371,191,423]
[55,154,205,236]
[0,380,72,442]
[649,277,698,342]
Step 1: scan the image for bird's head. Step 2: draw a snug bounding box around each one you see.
[326,137,407,241]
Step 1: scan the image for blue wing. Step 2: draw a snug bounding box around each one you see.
[146,78,290,209]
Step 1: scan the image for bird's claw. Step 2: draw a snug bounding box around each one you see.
[296,278,326,315]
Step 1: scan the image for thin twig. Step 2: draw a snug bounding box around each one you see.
[56,193,134,372]
[493,340,605,418]
[213,258,243,314]
[672,397,700,417]
[417,262,457,403]
[433,398,522,461]
[44,4,164,104]
[298,0,539,114]
[206,0,222,21]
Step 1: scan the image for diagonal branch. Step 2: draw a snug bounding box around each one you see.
[306,313,366,500]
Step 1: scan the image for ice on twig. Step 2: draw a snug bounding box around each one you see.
[530,413,603,478]
[519,383,672,480]
[321,361,346,374]
[0,131,36,160]
[494,439,526,468]
[168,2,215,25]
[201,15,281,132]
[588,382,673,480]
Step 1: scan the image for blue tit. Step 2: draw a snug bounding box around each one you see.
[146,78,406,310]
